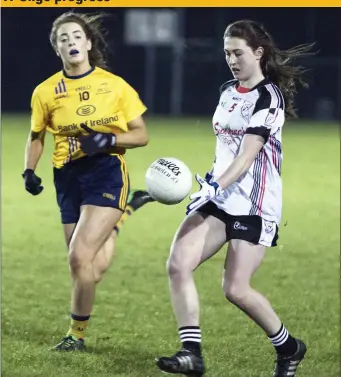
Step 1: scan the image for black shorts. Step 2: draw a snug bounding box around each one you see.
[198,201,279,247]
[53,154,129,224]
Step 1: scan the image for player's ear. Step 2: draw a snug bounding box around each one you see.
[255,47,264,60]
[87,39,92,52]
[55,48,61,58]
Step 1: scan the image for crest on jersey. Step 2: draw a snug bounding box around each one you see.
[97,82,112,95]
[241,100,254,122]
[265,108,278,125]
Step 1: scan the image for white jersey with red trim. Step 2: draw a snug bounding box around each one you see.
[210,78,284,225]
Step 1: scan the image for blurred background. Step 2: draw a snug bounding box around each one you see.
[2,7,341,121]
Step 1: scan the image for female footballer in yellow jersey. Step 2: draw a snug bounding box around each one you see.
[23,11,154,351]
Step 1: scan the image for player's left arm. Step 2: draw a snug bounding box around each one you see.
[115,115,148,148]
[115,78,149,148]
[187,133,266,215]
[216,134,265,189]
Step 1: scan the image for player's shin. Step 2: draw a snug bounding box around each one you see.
[223,240,298,358]
[67,253,96,340]
[224,286,298,356]
[168,263,202,356]
[156,268,204,375]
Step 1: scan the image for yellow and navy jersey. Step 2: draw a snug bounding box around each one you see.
[30,66,147,168]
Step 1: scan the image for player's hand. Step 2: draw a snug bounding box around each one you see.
[22,169,44,196]
[186,173,223,215]
[79,123,117,157]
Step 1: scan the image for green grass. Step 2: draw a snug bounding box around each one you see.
[2,115,340,377]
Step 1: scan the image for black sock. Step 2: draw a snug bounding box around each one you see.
[268,324,298,356]
[179,326,202,357]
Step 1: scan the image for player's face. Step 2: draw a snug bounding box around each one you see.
[55,22,92,67]
[224,37,261,82]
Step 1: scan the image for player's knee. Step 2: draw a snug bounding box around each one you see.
[68,243,93,273]
[166,257,180,278]
[167,240,197,279]
[223,282,249,305]
[69,252,86,272]
[166,254,191,279]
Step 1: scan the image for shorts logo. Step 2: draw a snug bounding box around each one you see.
[103,193,116,200]
[233,221,248,231]
[77,105,96,116]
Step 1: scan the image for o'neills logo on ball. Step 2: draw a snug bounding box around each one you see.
[156,159,181,176]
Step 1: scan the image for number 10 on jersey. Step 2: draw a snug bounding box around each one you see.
[79,91,90,101]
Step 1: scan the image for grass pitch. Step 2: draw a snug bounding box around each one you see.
[2,115,340,377]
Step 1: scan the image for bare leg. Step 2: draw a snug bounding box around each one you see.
[222,240,281,335]
[167,213,227,328]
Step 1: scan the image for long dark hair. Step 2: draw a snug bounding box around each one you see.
[224,20,316,118]
[50,11,109,70]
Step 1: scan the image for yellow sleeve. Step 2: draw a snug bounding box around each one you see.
[120,79,147,123]
[31,87,47,132]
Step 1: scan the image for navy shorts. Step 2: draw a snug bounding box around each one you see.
[53,154,130,224]
[198,201,279,248]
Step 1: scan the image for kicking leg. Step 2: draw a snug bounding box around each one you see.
[156,212,227,376]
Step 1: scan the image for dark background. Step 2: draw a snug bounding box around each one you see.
[2,8,341,120]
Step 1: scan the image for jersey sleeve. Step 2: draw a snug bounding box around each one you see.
[219,79,238,95]
[119,79,147,123]
[30,87,48,132]
[245,85,285,143]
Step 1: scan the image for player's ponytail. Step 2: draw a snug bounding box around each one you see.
[224,20,316,118]
[50,11,110,70]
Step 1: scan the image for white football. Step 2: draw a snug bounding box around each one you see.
[145,157,193,205]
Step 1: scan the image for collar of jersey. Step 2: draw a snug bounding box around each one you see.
[63,66,95,80]
[235,78,270,93]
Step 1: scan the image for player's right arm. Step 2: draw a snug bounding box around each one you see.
[25,129,46,171]
[23,87,47,195]
[25,87,47,170]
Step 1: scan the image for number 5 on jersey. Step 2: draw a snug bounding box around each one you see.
[228,102,238,112]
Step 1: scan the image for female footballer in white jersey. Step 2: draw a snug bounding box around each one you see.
[156,20,315,377]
